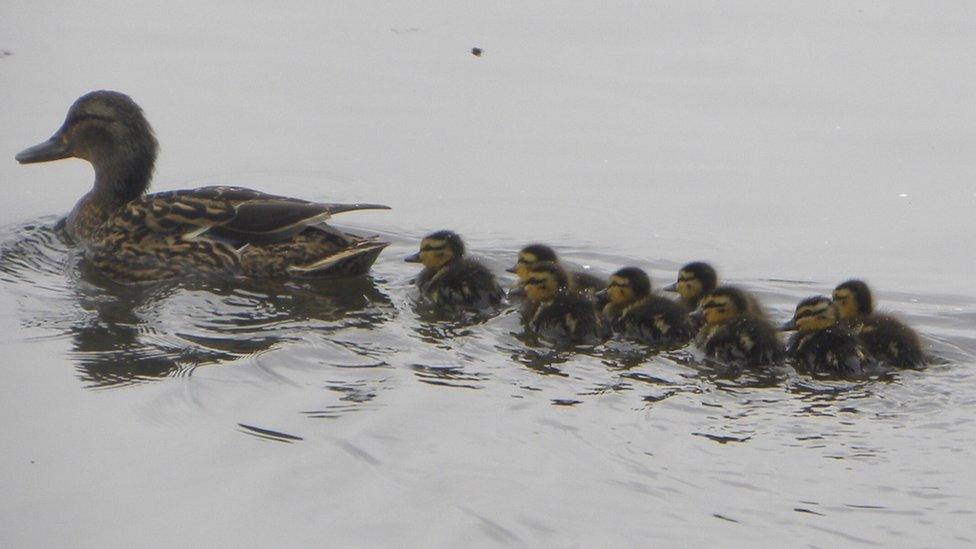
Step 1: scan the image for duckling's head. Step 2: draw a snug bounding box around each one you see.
[404,230,465,270]
[782,296,840,332]
[694,286,750,326]
[606,267,652,307]
[665,261,717,303]
[508,244,558,282]
[832,279,873,320]
[523,261,570,303]
[16,91,158,201]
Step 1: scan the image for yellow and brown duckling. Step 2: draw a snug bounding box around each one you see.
[520,261,605,345]
[508,244,606,295]
[664,261,718,311]
[692,286,783,367]
[832,279,925,368]
[781,296,871,376]
[15,91,389,282]
[405,230,504,310]
[599,267,693,345]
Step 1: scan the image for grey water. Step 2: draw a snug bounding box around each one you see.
[2,2,975,547]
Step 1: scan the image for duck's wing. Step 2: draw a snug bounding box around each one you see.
[135,186,390,245]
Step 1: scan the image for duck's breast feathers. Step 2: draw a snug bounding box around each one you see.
[125,186,389,246]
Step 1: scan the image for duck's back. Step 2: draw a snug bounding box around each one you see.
[614,296,693,345]
[420,258,503,309]
[859,314,925,368]
[702,316,784,367]
[787,327,870,375]
[530,293,604,345]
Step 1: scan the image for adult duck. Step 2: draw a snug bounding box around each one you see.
[16,90,389,282]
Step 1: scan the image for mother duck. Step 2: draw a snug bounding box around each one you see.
[16,90,389,282]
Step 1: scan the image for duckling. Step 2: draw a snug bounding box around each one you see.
[599,267,693,345]
[404,230,503,310]
[693,286,783,367]
[665,261,767,318]
[832,279,925,367]
[508,243,605,294]
[664,261,717,311]
[781,296,871,376]
[15,91,389,282]
[521,261,605,345]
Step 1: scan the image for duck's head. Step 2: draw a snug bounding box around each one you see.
[692,286,750,327]
[781,296,840,332]
[16,91,158,201]
[603,267,651,308]
[522,261,570,303]
[832,279,873,320]
[664,261,717,303]
[507,244,558,282]
[405,230,464,270]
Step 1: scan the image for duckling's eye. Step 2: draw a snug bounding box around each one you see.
[421,244,446,252]
[525,277,547,286]
[608,281,630,289]
[795,309,815,319]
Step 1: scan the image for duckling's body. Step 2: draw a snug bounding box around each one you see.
[695,286,783,367]
[509,244,605,296]
[833,280,925,368]
[602,267,692,345]
[521,262,605,345]
[783,296,871,376]
[406,231,503,310]
[16,91,388,282]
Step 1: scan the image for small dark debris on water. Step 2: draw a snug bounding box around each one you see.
[0,50,13,59]
[794,507,825,516]
[237,423,304,444]
[551,398,582,406]
[471,47,483,57]
[693,432,752,444]
[712,513,740,523]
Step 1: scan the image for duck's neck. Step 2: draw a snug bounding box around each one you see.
[66,155,154,243]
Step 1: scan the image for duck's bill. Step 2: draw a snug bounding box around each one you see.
[505,266,517,273]
[662,282,678,292]
[16,134,71,164]
[403,252,421,263]
[779,319,797,331]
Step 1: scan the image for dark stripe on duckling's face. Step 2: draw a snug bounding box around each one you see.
[697,295,739,326]
[606,275,636,307]
[791,298,838,332]
[675,270,705,301]
[512,252,538,281]
[523,273,557,302]
[409,238,455,270]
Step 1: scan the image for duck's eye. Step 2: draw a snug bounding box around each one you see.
[525,277,547,286]
[421,244,446,252]
[608,281,630,289]
[795,309,815,319]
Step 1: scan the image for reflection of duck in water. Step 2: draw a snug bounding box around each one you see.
[781,295,871,376]
[15,90,389,282]
[832,279,925,368]
[66,264,393,388]
[404,230,504,310]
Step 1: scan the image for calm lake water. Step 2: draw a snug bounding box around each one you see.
[2,2,975,547]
